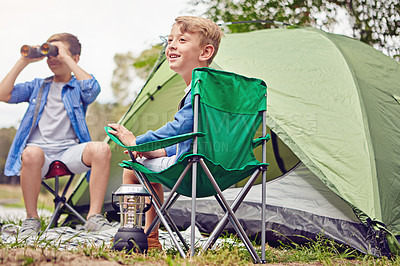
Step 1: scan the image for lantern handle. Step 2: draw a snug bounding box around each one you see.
[143,196,153,213]
[111,192,119,210]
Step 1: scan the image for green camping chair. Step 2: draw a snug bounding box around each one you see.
[106,67,270,262]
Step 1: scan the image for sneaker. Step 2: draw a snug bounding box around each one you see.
[84,214,114,232]
[19,218,41,238]
[1,224,19,235]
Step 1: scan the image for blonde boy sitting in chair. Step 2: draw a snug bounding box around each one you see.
[108,16,224,249]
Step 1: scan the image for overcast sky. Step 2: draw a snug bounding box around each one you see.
[0,0,198,128]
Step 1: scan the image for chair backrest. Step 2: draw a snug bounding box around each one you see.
[191,68,267,170]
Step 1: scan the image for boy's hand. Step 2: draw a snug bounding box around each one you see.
[20,45,45,64]
[50,41,72,62]
[108,123,137,146]
[123,149,167,159]
[48,41,92,81]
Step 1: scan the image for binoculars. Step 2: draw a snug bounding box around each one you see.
[20,43,58,58]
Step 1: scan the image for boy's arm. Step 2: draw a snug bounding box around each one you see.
[0,56,42,102]
[137,149,167,159]
[63,56,92,81]
[136,96,193,146]
[108,123,168,159]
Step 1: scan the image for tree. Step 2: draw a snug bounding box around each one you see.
[111,52,137,105]
[191,0,400,60]
[111,45,163,105]
[93,45,164,141]
[343,0,400,59]
[132,46,164,80]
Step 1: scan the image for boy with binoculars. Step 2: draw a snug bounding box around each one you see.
[0,33,112,237]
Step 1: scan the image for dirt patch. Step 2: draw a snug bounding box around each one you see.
[0,247,174,266]
[0,247,120,266]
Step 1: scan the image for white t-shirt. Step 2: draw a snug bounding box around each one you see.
[27,82,78,151]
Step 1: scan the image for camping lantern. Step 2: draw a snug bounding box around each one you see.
[111,184,152,253]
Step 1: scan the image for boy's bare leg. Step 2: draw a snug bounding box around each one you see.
[82,142,111,219]
[20,146,45,219]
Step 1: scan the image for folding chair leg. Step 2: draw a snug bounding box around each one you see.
[145,192,179,234]
[213,193,260,262]
[146,192,190,251]
[46,202,63,230]
[142,162,193,252]
[199,159,262,263]
[190,160,198,257]
[149,195,187,257]
[201,169,261,252]
[261,112,268,262]
[63,202,86,224]
[41,181,57,197]
[261,169,267,262]
[42,175,86,230]
[133,168,189,257]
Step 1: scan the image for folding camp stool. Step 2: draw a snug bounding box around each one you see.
[41,160,86,230]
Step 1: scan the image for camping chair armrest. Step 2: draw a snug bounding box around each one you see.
[252,134,271,149]
[119,160,133,169]
[105,126,205,152]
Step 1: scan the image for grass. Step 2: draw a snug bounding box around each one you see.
[0,184,399,265]
[1,234,399,265]
[1,220,399,266]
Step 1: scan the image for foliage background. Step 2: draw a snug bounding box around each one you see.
[192,0,400,60]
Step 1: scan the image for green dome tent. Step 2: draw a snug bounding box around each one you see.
[67,27,400,256]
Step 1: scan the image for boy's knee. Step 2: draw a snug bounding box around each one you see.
[122,169,139,184]
[21,146,44,165]
[86,142,111,159]
[98,142,111,157]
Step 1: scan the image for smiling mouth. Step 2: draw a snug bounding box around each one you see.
[169,54,180,59]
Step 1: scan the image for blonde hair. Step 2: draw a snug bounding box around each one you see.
[47,33,81,56]
[174,16,224,65]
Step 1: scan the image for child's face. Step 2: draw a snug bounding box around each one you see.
[166,24,206,82]
[46,41,73,77]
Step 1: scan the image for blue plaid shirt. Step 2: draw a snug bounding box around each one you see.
[4,75,100,176]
